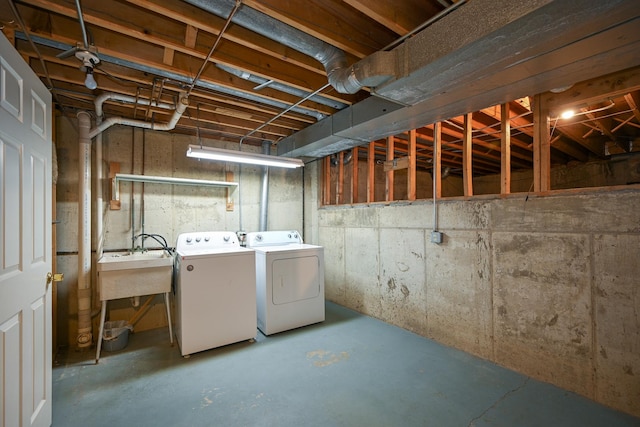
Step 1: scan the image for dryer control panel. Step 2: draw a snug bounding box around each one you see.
[246,230,303,247]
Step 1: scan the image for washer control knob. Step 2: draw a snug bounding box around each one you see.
[204,236,210,242]
[195,237,201,242]
[223,235,230,242]
[186,237,192,243]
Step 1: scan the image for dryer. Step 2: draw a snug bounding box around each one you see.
[246,230,324,335]
[173,231,256,356]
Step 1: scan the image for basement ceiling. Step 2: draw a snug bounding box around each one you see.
[1,0,640,176]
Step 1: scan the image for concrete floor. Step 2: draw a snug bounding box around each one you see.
[53,302,640,427]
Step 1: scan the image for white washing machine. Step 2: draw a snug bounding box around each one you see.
[173,231,256,356]
[246,230,324,335]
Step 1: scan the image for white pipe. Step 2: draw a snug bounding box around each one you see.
[77,111,93,348]
[94,92,175,116]
[96,114,104,260]
[74,92,189,348]
[89,93,188,138]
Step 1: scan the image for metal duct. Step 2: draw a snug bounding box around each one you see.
[182,0,395,94]
[278,0,640,158]
[16,33,326,121]
[216,63,348,109]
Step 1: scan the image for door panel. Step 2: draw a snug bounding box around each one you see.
[272,255,320,305]
[0,33,52,427]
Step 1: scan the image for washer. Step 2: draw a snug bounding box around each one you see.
[246,230,324,335]
[173,231,256,356]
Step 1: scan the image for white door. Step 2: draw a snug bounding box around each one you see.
[0,33,53,427]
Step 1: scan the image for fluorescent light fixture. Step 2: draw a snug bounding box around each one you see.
[186,145,304,168]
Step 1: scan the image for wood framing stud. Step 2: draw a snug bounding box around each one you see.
[386,136,394,201]
[408,129,416,201]
[367,141,375,203]
[383,156,409,171]
[533,94,551,192]
[323,156,331,205]
[163,47,175,66]
[463,113,474,196]
[337,152,345,205]
[434,122,442,199]
[352,147,359,203]
[501,103,511,195]
[225,170,234,211]
[109,162,122,210]
[185,25,198,49]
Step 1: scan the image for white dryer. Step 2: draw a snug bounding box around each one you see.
[246,230,324,335]
[173,231,256,356]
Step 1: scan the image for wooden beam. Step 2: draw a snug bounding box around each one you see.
[434,122,442,199]
[543,66,640,115]
[185,24,198,49]
[463,113,473,196]
[337,152,344,205]
[242,0,393,58]
[225,171,234,211]
[501,103,511,195]
[162,47,174,66]
[367,141,375,203]
[385,136,394,202]
[533,94,551,192]
[383,156,409,171]
[407,129,416,201]
[624,92,640,123]
[20,0,339,104]
[323,156,331,205]
[343,0,441,36]
[1,27,15,45]
[351,147,359,204]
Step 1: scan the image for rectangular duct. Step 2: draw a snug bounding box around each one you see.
[278,0,640,158]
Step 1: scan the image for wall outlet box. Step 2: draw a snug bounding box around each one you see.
[430,231,443,244]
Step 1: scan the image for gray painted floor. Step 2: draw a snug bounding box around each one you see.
[53,302,640,427]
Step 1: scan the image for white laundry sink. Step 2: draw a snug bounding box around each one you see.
[97,251,173,301]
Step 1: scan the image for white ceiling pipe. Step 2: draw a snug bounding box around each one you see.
[89,92,189,138]
[94,92,176,117]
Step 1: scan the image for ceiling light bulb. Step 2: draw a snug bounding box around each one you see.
[560,109,575,119]
[84,68,97,90]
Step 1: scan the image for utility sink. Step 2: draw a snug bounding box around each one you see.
[97,250,173,301]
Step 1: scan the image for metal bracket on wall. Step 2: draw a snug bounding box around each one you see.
[110,173,238,209]
[226,170,235,212]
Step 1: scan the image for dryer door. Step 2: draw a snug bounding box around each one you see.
[271,255,320,304]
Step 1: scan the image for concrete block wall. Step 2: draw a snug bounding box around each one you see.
[317,190,640,417]
[55,118,303,347]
